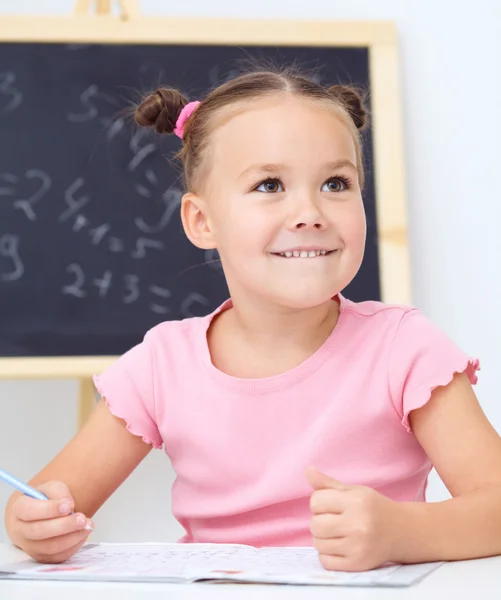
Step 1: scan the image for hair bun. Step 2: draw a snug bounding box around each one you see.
[135,87,189,134]
[328,85,368,130]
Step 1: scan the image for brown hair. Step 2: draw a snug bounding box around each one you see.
[135,67,368,192]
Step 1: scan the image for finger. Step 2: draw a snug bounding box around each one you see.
[306,467,349,491]
[15,495,74,522]
[24,513,93,541]
[313,536,348,556]
[310,513,345,539]
[31,529,91,563]
[310,489,350,515]
[318,553,354,572]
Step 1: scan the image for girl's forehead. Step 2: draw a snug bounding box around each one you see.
[210,98,357,170]
[213,95,341,132]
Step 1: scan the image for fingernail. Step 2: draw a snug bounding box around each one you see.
[84,520,94,532]
[59,502,71,515]
[76,514,86,527]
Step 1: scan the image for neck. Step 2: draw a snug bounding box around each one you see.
[224,291,340,351]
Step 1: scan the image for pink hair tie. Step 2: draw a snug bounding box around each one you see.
[174,101,200,139]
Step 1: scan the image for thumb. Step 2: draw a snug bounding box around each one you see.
[37,480,74,504]
[306,466,349,491]
[14,480,78,522]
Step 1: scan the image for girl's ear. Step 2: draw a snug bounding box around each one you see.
[181,192,217,250]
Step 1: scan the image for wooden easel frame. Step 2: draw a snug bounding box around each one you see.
[0,1,411,429]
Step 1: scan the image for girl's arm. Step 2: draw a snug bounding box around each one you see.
[5,398,152,522]
[398,372,501,562]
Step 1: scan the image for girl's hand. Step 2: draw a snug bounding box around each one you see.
[7,480,94,564]
[307,467,402,572]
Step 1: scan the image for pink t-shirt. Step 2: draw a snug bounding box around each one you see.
[93,294,479,547]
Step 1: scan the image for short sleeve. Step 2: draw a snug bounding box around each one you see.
[93,333,163,449]
[389,309,480,433]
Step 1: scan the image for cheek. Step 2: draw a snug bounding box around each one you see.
[219,205,273,251]
[342,202,367,249]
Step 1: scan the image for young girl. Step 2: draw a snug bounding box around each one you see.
[5,67,501,572]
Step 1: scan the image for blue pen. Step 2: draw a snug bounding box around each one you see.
[0,468,48,501]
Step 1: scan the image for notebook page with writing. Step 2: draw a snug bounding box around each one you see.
[0,543,443,586]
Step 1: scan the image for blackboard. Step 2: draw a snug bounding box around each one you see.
[0,41,379,357]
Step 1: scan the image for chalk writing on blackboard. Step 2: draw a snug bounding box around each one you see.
[128,130,157,172]
[67,83,120,124]
[58,262,208,318]
[59,177,89,223]
[0,234,24,282]
[134,169,158,198]
[131,238,164,259]
[62,263,87,298]
[181,292,210,318]
[123,274,140,304]
[135,186,182,234]
[0,169,51,222]
[0,41,375,356]
[0,71,22,114]
[14,169,52,222]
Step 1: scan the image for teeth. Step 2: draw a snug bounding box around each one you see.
[277,250,331,258]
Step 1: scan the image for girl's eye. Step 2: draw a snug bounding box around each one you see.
[255,178,284,193]
[322,177,350,192]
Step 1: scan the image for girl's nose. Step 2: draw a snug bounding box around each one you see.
[294,220,324,230]
[287,194,327,231]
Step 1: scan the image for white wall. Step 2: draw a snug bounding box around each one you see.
[1,0,500,543]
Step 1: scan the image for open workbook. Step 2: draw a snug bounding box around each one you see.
[0,542,442,586]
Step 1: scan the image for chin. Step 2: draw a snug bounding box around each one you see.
[270,289,338,310]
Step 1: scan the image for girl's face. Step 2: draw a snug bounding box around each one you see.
[182,95,366,310]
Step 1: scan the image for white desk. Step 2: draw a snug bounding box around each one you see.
[0,544,500,599]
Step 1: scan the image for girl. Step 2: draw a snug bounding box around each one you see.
[5,68,501,572]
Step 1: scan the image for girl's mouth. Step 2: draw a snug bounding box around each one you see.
[271,249,337,258]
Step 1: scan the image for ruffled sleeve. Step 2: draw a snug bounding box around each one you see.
[389,309,480,433]
[93,332,163,449]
